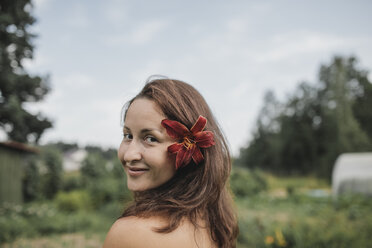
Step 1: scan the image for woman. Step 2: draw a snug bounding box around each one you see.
[103,78,238,248]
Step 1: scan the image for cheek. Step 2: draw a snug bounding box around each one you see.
[162,153,176,177]
[148,148,176,174]
[162,147,175,167]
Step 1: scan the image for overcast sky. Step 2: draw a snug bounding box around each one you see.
[23,0,372,155]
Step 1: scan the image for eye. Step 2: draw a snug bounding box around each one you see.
[144,135,158,144]
[123,133,132,140]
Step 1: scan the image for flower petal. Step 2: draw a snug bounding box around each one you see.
[175,147,186,169]
[175,145,195,169]
[168,143,183,154]
[161,119,190,140]
[190,116,207,134]
[194,131,215,148]
[192,147,204,165]
[183,145,195,166]
[163,116,214,169]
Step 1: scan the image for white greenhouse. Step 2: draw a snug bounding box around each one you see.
[332,153,372,197]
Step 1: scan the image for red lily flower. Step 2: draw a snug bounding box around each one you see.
[161,115,215,169]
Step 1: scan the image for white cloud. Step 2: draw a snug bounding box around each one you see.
[23,52,49,72]
[227,81,253,101]
[65,3,90,29]
[104,0,128,26]
[28,0,372,156]
[36,73,125,148]
[130,20,168,45]
[103,33,128,46]
[103,19,168,46]
[59,73,96,88]
[257,32,349,63]
[33,0,52,11]
[225,18,249,36]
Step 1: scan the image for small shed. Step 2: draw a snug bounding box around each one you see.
[0,141,38,205]
[332,153,372,197]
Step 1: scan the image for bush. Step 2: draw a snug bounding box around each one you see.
[0,214,35,243]
[54,190,92,212]
[230,167,267,198]
[97,202,124,225]
[88,178,131,209]
[236,193,372,248]
[40,147,63,199]
[22,158,41,202]
[0,203,57,243]
[0,202,113,243]
[62,173,83,192]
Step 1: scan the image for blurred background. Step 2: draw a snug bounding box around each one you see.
[1,0,372,247]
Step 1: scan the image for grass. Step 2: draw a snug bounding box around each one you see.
[2,233,104,248]
[236,191,372,247]
[264,172,330,191]
[2,174,372,248]
[0,201,119,245]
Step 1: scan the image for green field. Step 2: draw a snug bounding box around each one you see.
[2,173,372,248]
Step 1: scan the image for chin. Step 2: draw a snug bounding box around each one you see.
[127,182,150,192]
[127,181,163,192]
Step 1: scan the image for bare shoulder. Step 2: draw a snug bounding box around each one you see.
[103,216,156,248]
[103,216,215,248]
[102,216,184,248]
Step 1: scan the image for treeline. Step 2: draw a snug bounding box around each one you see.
[22,143,130,208]
[2,143,129,243]
[236,56,372,179]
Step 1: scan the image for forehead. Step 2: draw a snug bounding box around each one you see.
[125,98,165,127]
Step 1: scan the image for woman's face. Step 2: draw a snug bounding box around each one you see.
[118,98,176,192]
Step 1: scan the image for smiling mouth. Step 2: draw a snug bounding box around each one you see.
[127,167,149,176]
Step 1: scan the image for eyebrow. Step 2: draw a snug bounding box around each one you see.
[124,126,162,133]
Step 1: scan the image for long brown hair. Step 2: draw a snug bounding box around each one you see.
[121,77,238,247]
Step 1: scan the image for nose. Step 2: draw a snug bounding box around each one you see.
[121,140,142,164]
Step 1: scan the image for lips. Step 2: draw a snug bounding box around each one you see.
[126,166,149,176]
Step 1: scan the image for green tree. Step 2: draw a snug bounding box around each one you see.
[319,57,369,148]
[278,82,320,175]
[48,141,79,152]
[80,151,130,208]
[351,62,372,142]
[315,56,370,177]
[41,147,62,199]
[0,0,52,143]
[22,156,41,201]
[80,152,108,182]
[237,91,282,172]
[238,56,372,178]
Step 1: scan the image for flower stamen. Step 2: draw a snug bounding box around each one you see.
[183,137,195,149]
